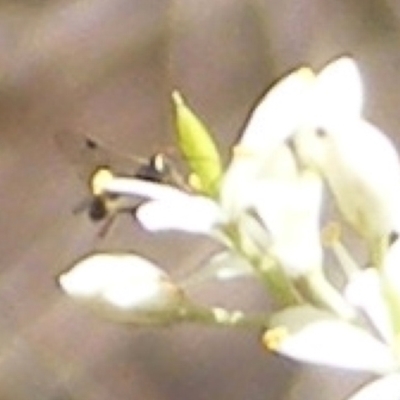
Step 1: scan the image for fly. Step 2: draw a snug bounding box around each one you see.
[56,131,190,236]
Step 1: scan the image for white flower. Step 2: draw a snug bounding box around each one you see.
[263,305,400,374]
[96,67,323,283]
[346,374,400,400]
[345,268,394,344]
[135,192,220,234]
[249,163,324,278]
[99,66,314,234]
[310,56,363,125]
[218,67,314,218]
[59,252,187,325]
[377,238,400,336]
[382,237,400,282]
[293,56,400,265]
[324,225,398,348]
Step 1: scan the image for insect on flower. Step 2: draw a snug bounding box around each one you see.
[56,131,190,235]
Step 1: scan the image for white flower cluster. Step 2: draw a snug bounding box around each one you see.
[59,56,400,399]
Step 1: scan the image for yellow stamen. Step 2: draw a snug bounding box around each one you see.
[90,167,114,196]
[321,221,342,248]
[296,66,315,82]
[262,326,289,351]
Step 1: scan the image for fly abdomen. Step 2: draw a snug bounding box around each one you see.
[88,196,108,221]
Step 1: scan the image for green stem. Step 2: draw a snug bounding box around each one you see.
[252,254,303,307]
[295,271,356,320]
[181,303,269,329]
[223,219,303,307]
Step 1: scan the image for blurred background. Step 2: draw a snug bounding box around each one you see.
[1,0,400,398]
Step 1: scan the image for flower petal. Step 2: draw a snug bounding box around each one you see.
[380,240,400,336]
[59,253,186,324]
[313,56,363,125]
[102,176,189,201]
[264,306,398,374]
[238,66,314,153]
[220,141,299,222]
[345,268,394,344]
[294,118,400,249]
[346,374,400,400]
[383,238,400,281]
[136,196,220,234]
[253,169,323,277]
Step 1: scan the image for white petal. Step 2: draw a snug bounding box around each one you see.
[381,241,400,329]
[253,169,323,277]
[313,56,363,124]
[59,253,185,324]
[103,177,189,201]
[238,66,314,153]
[59,253,164,297]
[337,121,400,237]
[235,210,272,254]
[136,196,220,234]
[295,119,400,240]
[220,142,299,222]
[265,306,398,374]
[346,374,400,400]
[345,269,394,344]
[102,278,165,309]
[383,239,400,282]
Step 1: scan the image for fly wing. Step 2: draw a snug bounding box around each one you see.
[56,131,146,238]
[55,130,147,181]
[56,130,192,198]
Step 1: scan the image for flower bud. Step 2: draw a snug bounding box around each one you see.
[59,252,187,325]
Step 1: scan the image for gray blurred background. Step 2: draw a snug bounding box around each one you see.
[1,0,400,399]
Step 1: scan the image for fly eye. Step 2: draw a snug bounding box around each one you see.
[134,154,169,183]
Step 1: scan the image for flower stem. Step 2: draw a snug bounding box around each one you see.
[224,217,303,307]
[181,303,269,329]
